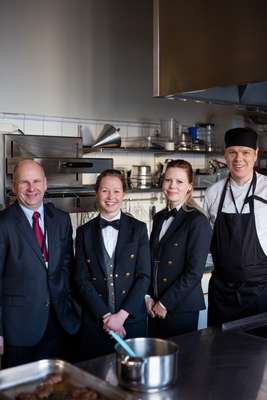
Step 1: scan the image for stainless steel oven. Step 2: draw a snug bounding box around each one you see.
[3,134,113,213]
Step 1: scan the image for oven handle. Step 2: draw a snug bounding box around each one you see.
[61,161,94,168]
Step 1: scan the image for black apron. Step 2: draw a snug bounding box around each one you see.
[208,172,267,326]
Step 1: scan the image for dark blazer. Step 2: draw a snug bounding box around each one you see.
[150,207,212,312]
[0,202,81,347]
[75,212,151,323]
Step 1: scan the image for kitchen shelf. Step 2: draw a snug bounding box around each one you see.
[82,186,206,195]
[127,186,207,193]
[83,147,222,155]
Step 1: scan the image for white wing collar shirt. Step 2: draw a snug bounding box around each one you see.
[159,204,182,241]
[203,172,267,255]
[100,211,121,258]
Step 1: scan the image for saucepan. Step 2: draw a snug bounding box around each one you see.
[129,165,152,189]
[115,337,178,392]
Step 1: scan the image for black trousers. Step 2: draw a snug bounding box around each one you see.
[1,306,72,369]
[148,310,199,339]
[75,316,147,362]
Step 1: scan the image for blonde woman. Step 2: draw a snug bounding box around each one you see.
[147,159,211,338]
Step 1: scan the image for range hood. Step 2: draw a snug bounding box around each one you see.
[153,0,267,108]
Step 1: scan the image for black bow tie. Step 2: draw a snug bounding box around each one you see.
[100,218,120,230]
[163,208,178,220]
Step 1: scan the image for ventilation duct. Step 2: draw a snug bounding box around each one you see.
[153,0,267,108]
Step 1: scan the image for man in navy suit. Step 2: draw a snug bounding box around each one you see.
[0,159,80,368]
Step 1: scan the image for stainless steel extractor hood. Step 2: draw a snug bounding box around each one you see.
[153,0,267,108]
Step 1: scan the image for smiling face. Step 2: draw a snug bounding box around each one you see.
[162,167,192,208]
[96,175,125,219]
[224,146,258,184]
[12,160,47,210]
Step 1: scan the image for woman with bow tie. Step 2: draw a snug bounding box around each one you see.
[147,160,211,339]
[74,169,150,360]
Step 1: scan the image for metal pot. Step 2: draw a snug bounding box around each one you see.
[115,337,178,392]
[129,165,152,189]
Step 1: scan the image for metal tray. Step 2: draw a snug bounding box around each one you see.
[0,359,137,400]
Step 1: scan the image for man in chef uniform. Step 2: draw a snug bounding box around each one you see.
[204,127,267,326]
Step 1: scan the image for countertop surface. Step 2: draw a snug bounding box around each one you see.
[77,327,267,400]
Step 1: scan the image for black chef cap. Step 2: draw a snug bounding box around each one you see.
[225,128,258,150]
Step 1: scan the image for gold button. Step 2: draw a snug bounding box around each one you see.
[130,254,135,259]
[125,272,131,277]
[122,290,126,295]
[110,273,113,278]
[173,243,179,247]
[162,278,168,282]
[115,273,119,278]
[92,277,96,281]
[168,260,173,265]
[86,259,91,263]
[110,282,114,286]
[104,277,107,281]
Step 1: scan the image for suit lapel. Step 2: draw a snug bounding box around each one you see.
[151,211,166,246]
[159,208,186,245]
[44,204,56,270]
[14,203,46,266]
[92,215,107,276]
[114,213,130,265]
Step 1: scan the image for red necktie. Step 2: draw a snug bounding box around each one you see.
[32,211,48,262]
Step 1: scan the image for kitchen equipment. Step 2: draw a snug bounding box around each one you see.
[109,331,137,357]
[115,337,178,392]
[208,159,228,181]
[194,171,217,188]
[160,118,177,141]
[92,124,121,148]
[0,359,135,400]
[194,159,228,187]
[177,130,192,151]
[196,123,215,152]
[188,126,198,142]
[164,141,175,151]
[222,312,267,333]
[3,134,113,213]
[129,165,152,189]
[153,1,267,107]
[121,135,165,150]
[192,139,206,152]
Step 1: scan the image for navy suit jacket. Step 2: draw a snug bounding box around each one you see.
[150,207,212,313]
[75,212,151,323]
[0,202,81,346]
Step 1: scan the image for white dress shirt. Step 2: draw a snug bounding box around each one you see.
[203,172,267,255]
[100,211,121,258]
[159,204,182,241]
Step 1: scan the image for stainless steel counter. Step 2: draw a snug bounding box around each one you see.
[77,328,267,400]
